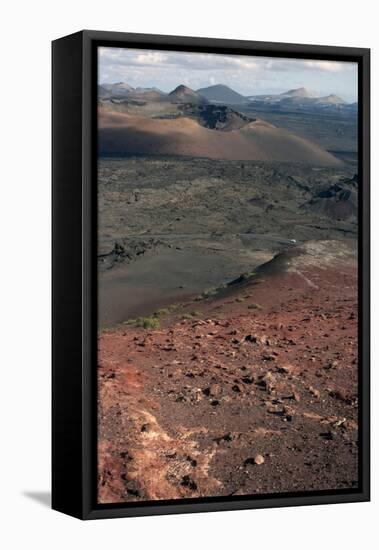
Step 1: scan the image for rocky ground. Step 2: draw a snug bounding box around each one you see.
[98,157,358,325]
[98,240,358,503]
[98,157,357,266]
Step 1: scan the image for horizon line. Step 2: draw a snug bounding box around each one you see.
[99,82,357,103]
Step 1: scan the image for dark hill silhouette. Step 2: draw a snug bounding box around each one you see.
[169,85,208,104]
[197,84,247,105]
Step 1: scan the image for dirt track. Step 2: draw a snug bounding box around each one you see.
[98,241,358,503]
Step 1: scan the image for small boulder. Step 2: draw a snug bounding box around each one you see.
[309,386,321,399]
[259,372,276,392]
[278,363,296,375]
[292,390,301,402]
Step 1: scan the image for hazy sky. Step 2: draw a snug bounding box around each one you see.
[99,47,358,102]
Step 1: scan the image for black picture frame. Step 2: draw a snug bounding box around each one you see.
[52,30,370,520]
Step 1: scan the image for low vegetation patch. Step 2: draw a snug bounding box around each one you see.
[198,283,227,301]
[123,302,192,329]
[248,303,262,310]
[135,316,160,329]
[154,308,170,317]
[181,310,200,320]
[123,318,137,326]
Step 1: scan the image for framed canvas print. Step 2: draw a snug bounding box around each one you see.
[52,30,370,519]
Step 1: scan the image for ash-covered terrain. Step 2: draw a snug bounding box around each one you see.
[98,157,357,327]
[97,81,359,503]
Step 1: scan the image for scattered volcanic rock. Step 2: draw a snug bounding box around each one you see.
[254,454,265,465]
[183,104,254,131]
[98,240,359,503]
[303,176,358,220]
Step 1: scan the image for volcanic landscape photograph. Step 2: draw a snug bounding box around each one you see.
[97,47,359,504]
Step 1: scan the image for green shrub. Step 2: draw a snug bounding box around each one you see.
[182,310,201,320]
[200,290,211,299]
[154,308,170,317]
[167,303,182,312]
[135,316,160,329]
[190,310,200,317]
[248,303,262,310]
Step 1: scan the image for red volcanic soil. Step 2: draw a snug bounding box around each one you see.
[98,241,358,504]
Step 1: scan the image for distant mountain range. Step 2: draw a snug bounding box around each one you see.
[247,87,346,104]
[169,85,208,105]
[196,84,247,105]
[281,87,313,98]
[99,83,165,100]
[101,82,135,97]
[99,82,356,113]
[246,87,357,113]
